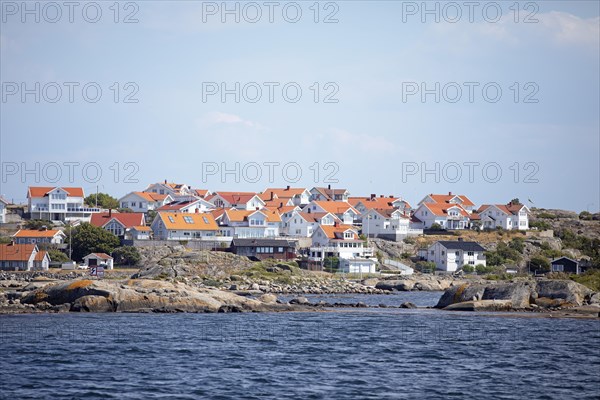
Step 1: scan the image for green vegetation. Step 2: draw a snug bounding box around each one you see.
[461,265,475,273]
[556,229,600,266]
[529,220,552,230]
[66,223,120,261]
[323,256,340,273]
[429,223,443,230]
[537,212,557,220]
[415,261,436,273]
[237,261,301,285]
[400,252,412,259]
[112,246,141,266]
[84,193,119,209]
[579,211,593,221]
[47,249,69,263]
[24,219,53,230]
[0,236,12,244]
[403,236,416,245]
[571,269,600,292]
[529,255,550,273]
[485,241,523,266]
[475,264,495,274]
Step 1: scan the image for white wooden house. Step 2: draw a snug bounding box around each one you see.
[119,191,173,213]
[207,192,265,210]
[477,203,529,230]
[426,240,486,272]
[309,225,377,273]
[302,201,359,225]
[27,186,100,223]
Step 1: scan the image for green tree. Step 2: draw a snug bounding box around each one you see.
[415,261,436,273]
[510,198,520,205]
[117,207,134,213]
[429,223,443,230]
[475,264,494,274]
[48,249,70,263]
[529,255,550,273]
[323,256,339,273]
[508,237,525,253]
[24,219,53,230]
[579,211,592,221]
[462,265,475,273]
[112,246,141,266]
[85,193,119,209]
[0,236,12,244]
[66,223,120,261]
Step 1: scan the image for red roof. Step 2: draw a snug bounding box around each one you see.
[28,186,84,198]
[427,193,475,207]
[422,203,469,217]
[90,212,145,229]
[0,243,36,261]
[156,200,201,211]
[208,192,259,205]
[477,204,527,216]
[86,253,113,260]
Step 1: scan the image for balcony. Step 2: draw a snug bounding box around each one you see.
[67,207,101,213]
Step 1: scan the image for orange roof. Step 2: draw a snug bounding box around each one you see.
[312,201,358,215]
[225,209,281,223]
[368,208,409,219]
[427,193,475,207]
[299,212,340,223]
[263,199,294,209]
[131,225,151,231]
[422,203,469,217]
[478,203,527,216]
[133,191,169,202]
[262,187,307,198]
[34,250,49,261]
[157,200,203,211]
[28,186,84,198]
[319,224,358,240]
[157,212,218,231]
[208,192,260,205]
[193,189,210,197]
[90,212,145,229]
[357,197,400,210]
[86,253,113,260]
[13,229,64,238]
[0,243,36,261]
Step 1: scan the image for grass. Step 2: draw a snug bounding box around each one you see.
[570,269,600,292]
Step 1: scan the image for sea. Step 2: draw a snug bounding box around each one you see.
[1,292,599,399]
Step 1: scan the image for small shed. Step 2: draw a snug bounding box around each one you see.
[83,253,114,270]
[550,257,579,274]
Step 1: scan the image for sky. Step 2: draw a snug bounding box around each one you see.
[1,0,599,212]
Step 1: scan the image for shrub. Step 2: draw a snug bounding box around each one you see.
[430,223,443,230]
[579,211,593,221]
[403,236,416,244]
[48,249,69,263]
[462,265,475,273]
[475,264,494,274]
[112,246,141,266]
[415,261,436,273]
[529,255,550,273]
[24,219,53,230]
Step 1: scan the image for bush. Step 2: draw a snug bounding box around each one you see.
[415,261,436,273]
[579,211,593,221]
[462,265,475,273]
[47,249,69,263]
[24,219,53,230]
[323,256,339,273]
[475,264,494,274]
[429,223,443,230]
[403,236,416,244]
[112,246,141,266]
[529,220,552,230]
[85,193,119,209]
[529,255,550,273]
[537,212,557,220]
[401,252,411,259]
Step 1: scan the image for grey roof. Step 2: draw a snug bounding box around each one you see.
[550,256,578,264]
[232,238,297,248]
[437,241,486,252]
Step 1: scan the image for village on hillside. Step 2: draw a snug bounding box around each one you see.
[0,182,597,276]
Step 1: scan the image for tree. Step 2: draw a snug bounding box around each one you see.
[112,246,141,266]
[85,193,119,209]
[323,256,339,273]
[462,265,475,273]
[66,223,120,261]
[529,255,550,273]
[48,249,69,263]
[508,237,525,253]
[579,211,592,221]
[429,223,443,230]
[510,198,520,205]
[24,219,53,230]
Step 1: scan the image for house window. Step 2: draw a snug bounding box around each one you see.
[552,264,564,272]
[467,251,474,256]
[441,251,445,255]
[183,216,194,224]
[455,251,460,256]
[202,216,209,224]
[468,261,475,265]
[168,216,175,223]
[278,247,284,253]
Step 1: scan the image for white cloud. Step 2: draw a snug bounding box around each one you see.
[539,12,600,47]
[197,111,265,130]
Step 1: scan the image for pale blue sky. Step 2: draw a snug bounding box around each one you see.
[1,1,598,211]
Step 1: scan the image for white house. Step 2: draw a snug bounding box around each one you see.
[477,203,529,230]
[418,192,476,214]
[90,212,146,237]
[309,224,377,274]
[350,195,412,217]
[361,208,421,241]
[412,202,471,230]
[427,240,486,272]
[83,253,114,270]
[302,201,359,225]
[119,191,173,213]
[151,212,218,240]
[207,192,265,210]
[144,181,193,199]
[129,226,151,240]
[0,196,9,224]
[0,243,50,271]
[156,198,214,214]
[27,186,100,223]
[310,186,350,202]
[219,209,281,238]
[261,187,311,206]
[13,229,66,245]
[283,210,340,237]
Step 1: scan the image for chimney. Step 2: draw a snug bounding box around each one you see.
[279,202,283,208]
[286,185,290,191]
[195,208,199,213]
[328,184,331,190]
[164,179,167,184]
[448,191,452,196]
[370,193,376,200]
[109,208,112,217]
[270,191,274,201]
[389,195,393,198]
[380,195,384,198]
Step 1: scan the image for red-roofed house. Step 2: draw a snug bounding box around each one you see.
[27,186,100,223]
[219,209,281,238]
[207,192,265,210]
[477,203,529,230]
[13,228,66,244]
[418,192,476,213]
[309,224,377,273]
[351,194,412,215]
[361,208,420,241]
[412,202,471,230]
[261,187,311,206]
[0,243,50,271]
[118,191,173,213]
[144,181,193,199]
[310,185,350,202]
[156,198,214,213]
[283,210,340,237]
[83,253,114,269]
[90,211,146,237]
[302,201,359,225]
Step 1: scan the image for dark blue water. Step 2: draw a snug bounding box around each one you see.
[1,294,599,399]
